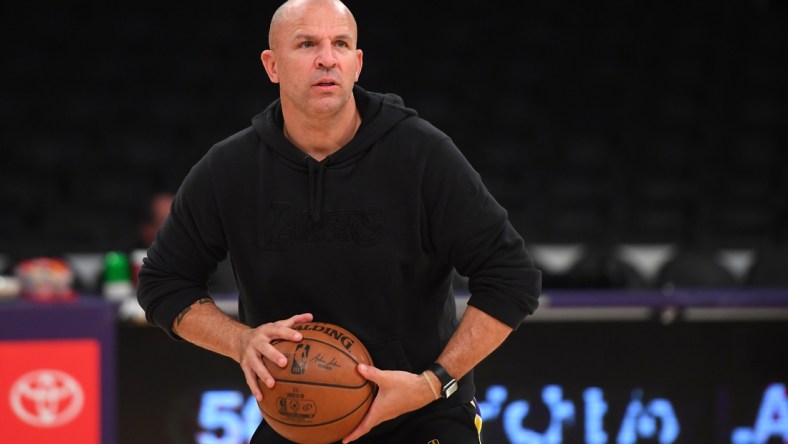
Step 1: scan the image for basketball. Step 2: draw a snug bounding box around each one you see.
[257,321,376,444]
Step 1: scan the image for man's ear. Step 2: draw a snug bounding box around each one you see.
[355,49,363,82]
[261,50,279,83]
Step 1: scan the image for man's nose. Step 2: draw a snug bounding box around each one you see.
[315,41,337,69]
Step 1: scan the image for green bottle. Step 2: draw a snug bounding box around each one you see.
[103,251,133,302]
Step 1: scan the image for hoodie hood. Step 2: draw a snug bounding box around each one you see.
[251,84,417,220]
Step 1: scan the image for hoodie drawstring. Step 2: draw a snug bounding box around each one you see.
[305,156,330,221]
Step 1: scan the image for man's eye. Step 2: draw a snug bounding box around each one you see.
[336,41,348,48]
[300,41,314,48]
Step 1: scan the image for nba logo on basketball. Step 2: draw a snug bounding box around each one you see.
[291,343,310,374]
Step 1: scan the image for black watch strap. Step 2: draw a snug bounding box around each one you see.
[426,362,458,398]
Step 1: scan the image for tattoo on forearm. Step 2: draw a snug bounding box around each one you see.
[175,298,214,326]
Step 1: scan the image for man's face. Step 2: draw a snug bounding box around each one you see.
[262,1,363,118]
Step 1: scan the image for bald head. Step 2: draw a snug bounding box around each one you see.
[268,0,357,50]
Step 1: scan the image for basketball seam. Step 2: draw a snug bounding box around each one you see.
[274,379,369,390]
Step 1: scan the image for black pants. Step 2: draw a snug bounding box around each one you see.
[251,399,483,444]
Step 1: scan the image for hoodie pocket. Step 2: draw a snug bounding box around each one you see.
[365,337,413,372]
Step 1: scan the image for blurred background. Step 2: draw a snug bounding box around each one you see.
[0,0,786,289]
[1,1,787,443]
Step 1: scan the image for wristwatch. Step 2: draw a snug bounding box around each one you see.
[427,363,458,398]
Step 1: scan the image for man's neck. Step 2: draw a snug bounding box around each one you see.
[282,102,361,161]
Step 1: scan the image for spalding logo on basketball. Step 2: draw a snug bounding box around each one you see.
[258,321,375,444]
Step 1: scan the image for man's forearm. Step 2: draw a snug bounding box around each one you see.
[433,305,513,382]
[172,298,252,363]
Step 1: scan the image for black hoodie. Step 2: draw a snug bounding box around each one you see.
[138,85,541,413]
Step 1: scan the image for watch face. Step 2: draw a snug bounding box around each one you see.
[444,380,459,398]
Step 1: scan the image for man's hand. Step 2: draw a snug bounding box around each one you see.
[170,300,313,403]
[341,364,436,443]
[238,312,314,401]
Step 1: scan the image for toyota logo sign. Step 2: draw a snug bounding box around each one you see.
[9,369,85,428]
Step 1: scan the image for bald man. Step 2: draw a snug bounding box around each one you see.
[137,1,541,442]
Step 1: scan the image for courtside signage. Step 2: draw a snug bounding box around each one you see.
[0,339,100,444]
[191,382,788,444]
